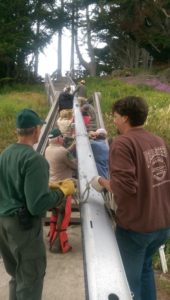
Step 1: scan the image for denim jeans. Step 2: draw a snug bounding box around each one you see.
[115,226,170,300]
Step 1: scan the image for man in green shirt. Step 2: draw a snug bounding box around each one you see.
[0,108,75,300]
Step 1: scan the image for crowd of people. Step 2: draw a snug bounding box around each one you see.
[0,80,169,300]
[57,80,93,135]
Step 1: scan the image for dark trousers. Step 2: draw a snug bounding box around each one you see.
[116,226,170,300]
[0,216,46,300]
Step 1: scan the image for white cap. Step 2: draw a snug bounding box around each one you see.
[96,128,107,136]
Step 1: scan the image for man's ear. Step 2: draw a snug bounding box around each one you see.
[33,125,41,137]
[122,115,129,123]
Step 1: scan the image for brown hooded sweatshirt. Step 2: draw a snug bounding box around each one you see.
[109,127,170,232]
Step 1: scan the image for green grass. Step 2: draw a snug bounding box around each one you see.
[0,85,48,152]
[0,83,45,94]
[86,76,170,144]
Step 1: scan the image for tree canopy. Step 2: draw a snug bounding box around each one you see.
[0,0,169,81]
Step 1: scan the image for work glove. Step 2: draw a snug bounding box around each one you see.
[90,176,104,192]
[49,179,76,197]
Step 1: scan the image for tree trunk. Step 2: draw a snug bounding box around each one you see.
[34,20,40,78]
[57,29,62,78]
[57,0,64,79]
[75,5,96,76]
[70,1,75,77]
[86,7,96,76]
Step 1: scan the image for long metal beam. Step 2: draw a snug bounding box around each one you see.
[73,99,132,300]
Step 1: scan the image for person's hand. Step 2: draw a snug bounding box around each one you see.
[49,179,76,196]
[90,176,111,192]
[90,176,104,192]
[98,177,111,192]
[89,131,96,139]
[58,179,76,196]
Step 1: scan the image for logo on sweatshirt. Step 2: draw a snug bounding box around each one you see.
[144,146,170,187]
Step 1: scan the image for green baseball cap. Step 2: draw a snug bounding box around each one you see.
[48,128,62,139]
[16,109,46,129]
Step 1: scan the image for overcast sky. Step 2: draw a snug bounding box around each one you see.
[38,33,71,78]
[38,27,101,78]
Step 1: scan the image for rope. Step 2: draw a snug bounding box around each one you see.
[81,179,91,203]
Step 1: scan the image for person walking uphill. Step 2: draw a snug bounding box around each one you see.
[91,96,170,300]
[0,109,75,300]
[58,85,74,113]
[73,80,87,106]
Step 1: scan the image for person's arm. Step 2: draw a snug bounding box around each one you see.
[67,139,76,152]
[24,154,65,216]
[72,85,79,95]
[109,138,137,198]
[64,150,77,170]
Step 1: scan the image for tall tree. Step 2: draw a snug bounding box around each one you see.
[30,0,62,77]
[57,0,64,78]
[0,0,67,81]
[106,0,170,64]
[0,0,33,79]
[90,2,152,72]
[74,1,98,76]
[70,0,75,75]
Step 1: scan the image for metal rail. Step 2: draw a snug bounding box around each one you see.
[33,73,61,154]
[93,92,105,129]
[34,98,59,154]
[45,73,59,107]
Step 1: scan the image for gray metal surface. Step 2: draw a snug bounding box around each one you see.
[73,99,132,300]
[33,97,59,154]
[93,92,105,129]
[45,74,58,107]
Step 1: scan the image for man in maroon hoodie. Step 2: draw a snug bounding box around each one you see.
[95,96,170,300]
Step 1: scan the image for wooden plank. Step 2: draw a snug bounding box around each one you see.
[44,217,81,226]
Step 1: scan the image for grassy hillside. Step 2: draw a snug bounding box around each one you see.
[86,76,170,145]
[0,84,48,152]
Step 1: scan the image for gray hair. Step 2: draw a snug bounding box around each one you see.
[16,127,35,136]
